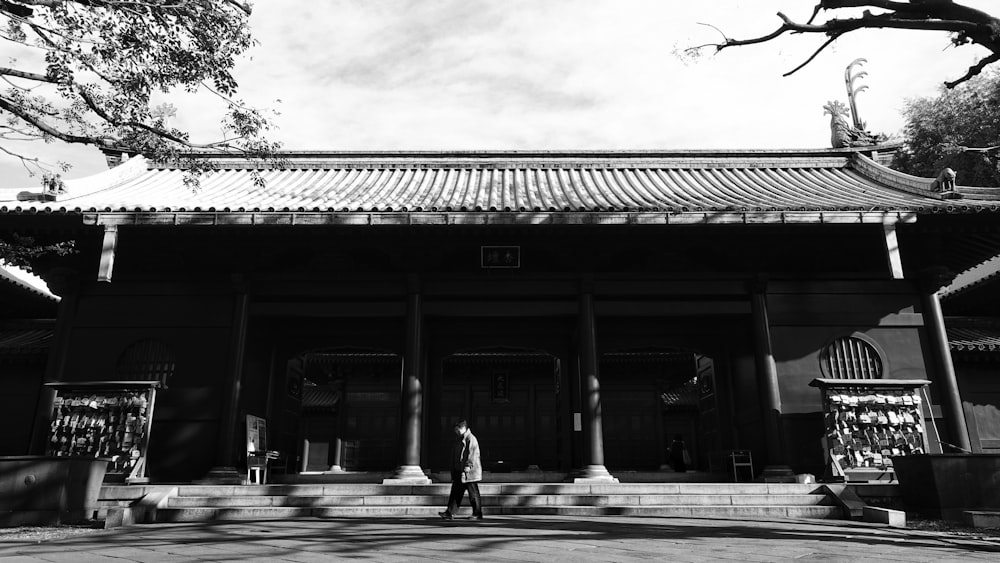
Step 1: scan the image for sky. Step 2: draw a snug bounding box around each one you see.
[2,0,996,189]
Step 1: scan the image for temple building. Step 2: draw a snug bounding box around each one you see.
[2,145,999,484]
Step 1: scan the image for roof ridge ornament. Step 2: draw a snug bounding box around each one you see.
[930,168,957,194]
[16,173,66,202]
[845,58,869,131]
[824,59,888,149]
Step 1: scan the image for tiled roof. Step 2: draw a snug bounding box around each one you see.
[0,327,53,355]
[2,149,997,224]
[948,323,1000,352]
[941,255,1000,300]
[0,262,59,302]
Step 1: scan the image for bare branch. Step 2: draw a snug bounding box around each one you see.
[945,52,1000,88]
[817,1,997,25]
[783,32,843,77]
[695,21,729,43]
[697,5,1000,87]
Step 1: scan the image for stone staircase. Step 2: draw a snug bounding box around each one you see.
[100,482,846,524]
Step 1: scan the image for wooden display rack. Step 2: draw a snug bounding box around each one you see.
[810,378,930,483]
[45,381,159,484]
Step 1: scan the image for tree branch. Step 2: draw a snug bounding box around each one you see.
[783,32,843,76]
[74,85,244,150]
[0,94,105,144]
[0,66,55,83]
[957,144,1000,153]
[817,0,997,25]
[945,52,1000,88]
[700,5,1000,87]
[0,0,34,17]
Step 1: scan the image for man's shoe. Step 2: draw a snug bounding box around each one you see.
[469,514,484,521]
[438,511,453,520]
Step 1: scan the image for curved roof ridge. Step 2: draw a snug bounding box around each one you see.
[100,145,911,171]
[118,144,904,163]
[850,152,981,198]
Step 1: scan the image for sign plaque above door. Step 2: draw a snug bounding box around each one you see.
[481,246,520,269]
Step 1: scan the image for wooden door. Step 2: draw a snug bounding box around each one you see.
[437,357,558,471]
[602,385,662,469]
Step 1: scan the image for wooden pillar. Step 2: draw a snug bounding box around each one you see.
[385,281,431,484]
[920,271,972,453]
[573,290,617,483]
[330,437,344,472]
[749,279,792,478]
[29,268,79,454]
[199,288,249,484]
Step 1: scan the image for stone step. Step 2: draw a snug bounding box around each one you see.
[156,482,825,498]
[166,493,831,508]
[152,504,842,522]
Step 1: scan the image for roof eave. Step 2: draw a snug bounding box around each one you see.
[80,210,920,227]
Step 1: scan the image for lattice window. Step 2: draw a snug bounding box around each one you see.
[820,336,883,379]
[116,339,175,386]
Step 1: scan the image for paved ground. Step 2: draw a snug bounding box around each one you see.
[1,516,999,562]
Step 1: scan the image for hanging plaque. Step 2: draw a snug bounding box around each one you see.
[492,370,510,403]
[481,246,520,269]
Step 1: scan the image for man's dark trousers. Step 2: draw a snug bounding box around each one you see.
[446,470,482,516]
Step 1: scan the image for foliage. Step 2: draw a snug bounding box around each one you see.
[0,233,75,272]
[894,69,1000,187]
[687,1,1000,89]
[0,0,282,182]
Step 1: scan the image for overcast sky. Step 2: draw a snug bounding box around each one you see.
[3,0,996,189]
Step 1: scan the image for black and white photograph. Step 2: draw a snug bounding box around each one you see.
[1,1,999,560]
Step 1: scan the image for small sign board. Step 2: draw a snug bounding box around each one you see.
[481,246,520,269]
[246,414,267,453]
[491,371,510,403]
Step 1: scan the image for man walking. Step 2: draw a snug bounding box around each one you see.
[439,420,484,521]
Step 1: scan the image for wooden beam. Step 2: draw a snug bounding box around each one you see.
[87,211,920,228]
[883,221,905,280]
[97,225,118,282]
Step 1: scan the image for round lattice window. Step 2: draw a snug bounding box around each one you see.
[820,336,883,379]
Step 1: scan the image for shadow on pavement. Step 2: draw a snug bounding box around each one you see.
[2,515,998,559]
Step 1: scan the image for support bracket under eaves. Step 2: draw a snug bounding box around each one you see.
[97,225,118,282]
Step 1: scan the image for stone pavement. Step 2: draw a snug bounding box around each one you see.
[1,516,998,562]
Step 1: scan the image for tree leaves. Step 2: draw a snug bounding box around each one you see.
[894,70,1000,187]
[0,0,281,183]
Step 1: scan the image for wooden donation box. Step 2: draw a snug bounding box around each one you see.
[45,381,159,484]
[810,378,930,482]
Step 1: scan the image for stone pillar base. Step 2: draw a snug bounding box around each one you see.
[572,464,619,483]
[382,465,432,485]
[325,465,344,473]
[194,466,244,485]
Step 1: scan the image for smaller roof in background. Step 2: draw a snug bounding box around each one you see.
[0,323,54,356]
[941,255,1000,300]
[947,318,1000,353]
[0,261,59,302]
